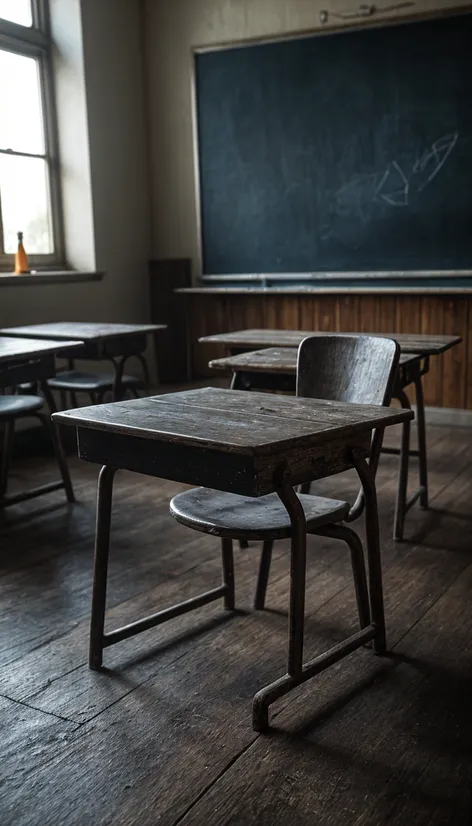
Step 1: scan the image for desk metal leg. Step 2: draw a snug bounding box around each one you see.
[39,413,75,503]
[232,371,250,551]
[89,465,233,670]
[0,421,14,500]
[352,448,386,654]
[414,372,429,509]
[252,465,307,731]
[40,379,58,414]
[90,465,117,669]
[112,357,126,402]
[393,390,411,542]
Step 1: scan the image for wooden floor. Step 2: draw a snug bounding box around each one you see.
[1,414,471,825]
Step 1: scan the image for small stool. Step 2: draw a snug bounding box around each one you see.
[0,395,74,508]
[48,371,141,408]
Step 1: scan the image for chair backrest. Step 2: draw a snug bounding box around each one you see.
[296,335,400,521]
[296,334,400,407]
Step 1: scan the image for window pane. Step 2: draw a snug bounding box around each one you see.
[0,154,53,254]
[0,50,44,154]
[0,0,32,27]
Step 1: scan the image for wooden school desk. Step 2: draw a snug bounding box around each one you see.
[0,322,167,401]
[0,336,83,505]
[53,387,412,730]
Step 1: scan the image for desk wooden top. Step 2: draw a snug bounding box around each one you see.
[209,348,422,374]
[200,329,461,356]
[54,387,412,456]
[0,336,84,364]
[0,322,166,342]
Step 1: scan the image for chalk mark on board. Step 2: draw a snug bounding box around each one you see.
[320,132,460,248]
[335,172,382,223]
[413,132,458,191]
[374,160,410,207]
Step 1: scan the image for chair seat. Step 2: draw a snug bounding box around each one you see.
[47,371,141,392]
[170,488,350,541]
[0,395,44,419]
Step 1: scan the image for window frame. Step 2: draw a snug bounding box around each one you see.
[0,0,64,270]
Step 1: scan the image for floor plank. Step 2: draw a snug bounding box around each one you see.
[0,418,470,825]
[175,563,472,826]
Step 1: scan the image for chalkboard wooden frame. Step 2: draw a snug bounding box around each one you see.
[191,5,472,284]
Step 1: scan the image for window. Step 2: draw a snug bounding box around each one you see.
[0,0,63,270]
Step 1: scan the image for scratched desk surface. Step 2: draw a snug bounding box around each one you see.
[0,336,83,364]
[199,329,461,356]
[54,387,412,456]
[0,322,166,342]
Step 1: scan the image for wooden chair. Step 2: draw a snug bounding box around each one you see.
[169,334,400,630]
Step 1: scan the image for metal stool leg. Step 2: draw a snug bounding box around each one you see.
[316,524,370,631]
[89,465,117,669]
[414,373,429,509]
[254,540,273,610]
[221,538,235,610]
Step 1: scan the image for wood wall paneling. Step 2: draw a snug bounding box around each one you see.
[420,297,445,408]
[441,298,469,409]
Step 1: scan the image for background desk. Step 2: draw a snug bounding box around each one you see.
[0,322,167,397]
[180,288,469,411]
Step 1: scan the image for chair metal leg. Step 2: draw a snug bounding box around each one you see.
[414,373,429,509]
[90,465,117,670]
[37,413,75,503]
[0,420,14,501]
[393,389,411,542]
[59,389,68,410]
[316,524,370,630]
[352,448,386,654]
[254,540,273,610]
[221,538,235,610]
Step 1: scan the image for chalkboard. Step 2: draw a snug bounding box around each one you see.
[195,12,472,275]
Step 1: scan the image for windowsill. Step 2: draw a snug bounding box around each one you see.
[0,270,105,286]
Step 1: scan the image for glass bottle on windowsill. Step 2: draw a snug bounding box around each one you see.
[14,231,30,274]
